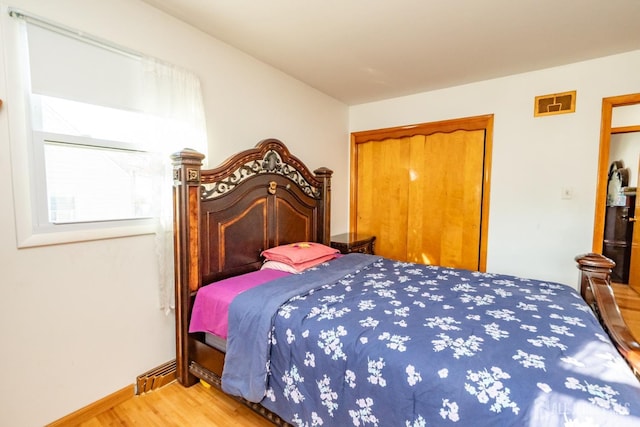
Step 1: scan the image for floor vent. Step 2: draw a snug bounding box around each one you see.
[136,359,177,394]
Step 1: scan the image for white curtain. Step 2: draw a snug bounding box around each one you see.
[141,58,208,314]
[5,7,206,313]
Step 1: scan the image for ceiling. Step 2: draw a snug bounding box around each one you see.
[141,0,640,105]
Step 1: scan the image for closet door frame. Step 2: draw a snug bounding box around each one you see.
[350,114,494,271]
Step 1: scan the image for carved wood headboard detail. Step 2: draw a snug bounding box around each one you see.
[171,138,332,385]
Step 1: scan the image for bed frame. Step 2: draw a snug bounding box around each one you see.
[576,252,640,374]
[171,139,331,421]
[172,138,639,423]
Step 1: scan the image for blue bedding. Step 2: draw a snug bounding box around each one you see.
[222,254,640,426]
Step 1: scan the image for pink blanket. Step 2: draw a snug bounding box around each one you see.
[189,269,291,339]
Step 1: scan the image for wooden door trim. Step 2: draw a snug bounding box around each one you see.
[350,114,493,271]
[612,125,640,134]
[351,115,494,143]
[592,94,640,253]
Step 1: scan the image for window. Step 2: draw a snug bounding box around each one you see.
[33,95,158,225]
[5,8,207,247]
[42,138,154,224]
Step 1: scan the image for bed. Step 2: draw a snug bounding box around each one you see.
[172,139,640,426]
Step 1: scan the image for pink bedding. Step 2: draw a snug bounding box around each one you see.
[189,269,291,339]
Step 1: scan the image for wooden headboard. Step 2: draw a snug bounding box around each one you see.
[171,138,333,385]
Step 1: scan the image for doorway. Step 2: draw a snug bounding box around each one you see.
[593,93,640,290]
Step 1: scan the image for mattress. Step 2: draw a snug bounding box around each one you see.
[189,268,291,339]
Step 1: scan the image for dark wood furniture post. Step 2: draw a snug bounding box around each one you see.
[576,252,615,307]
[172,148,205,386]
[314,167,332,245]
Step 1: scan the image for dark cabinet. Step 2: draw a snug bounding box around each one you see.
[603,197,635,283]
[330,233,376,255]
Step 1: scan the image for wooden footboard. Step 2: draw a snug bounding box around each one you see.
[576,253,640,374]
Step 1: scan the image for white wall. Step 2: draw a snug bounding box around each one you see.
[0,1,348,426]
[350,50,640,286]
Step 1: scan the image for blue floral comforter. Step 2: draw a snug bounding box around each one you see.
[223,254,640,426]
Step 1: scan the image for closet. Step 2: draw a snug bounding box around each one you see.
[350,115,493,271]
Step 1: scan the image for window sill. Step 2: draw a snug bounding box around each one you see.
[16,219,157,248]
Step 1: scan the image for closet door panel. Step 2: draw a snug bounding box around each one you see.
[406,134,435,264]
[352,115,492,270]
[356,137,411,261]
[407,130,484,269]
[457,130,485,269]
[443,130,484,269]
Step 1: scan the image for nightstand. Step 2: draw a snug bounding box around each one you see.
[330,233,376,255]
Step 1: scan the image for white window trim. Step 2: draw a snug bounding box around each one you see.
[10,125,157,247]
[9,119,157,248]
[10,127,156,248]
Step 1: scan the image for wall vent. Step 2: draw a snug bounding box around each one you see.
[534,90,576,117]
[135,359,176,394]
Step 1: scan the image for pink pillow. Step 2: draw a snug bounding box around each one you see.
[261,242,339,268]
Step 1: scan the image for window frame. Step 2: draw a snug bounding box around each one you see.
[4,9,157,248]
[35,129,157,224]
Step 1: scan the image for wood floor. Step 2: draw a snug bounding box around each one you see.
[612,282,640,340]
[79,381,275,426]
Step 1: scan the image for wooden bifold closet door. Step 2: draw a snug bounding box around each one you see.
[351,116,492,271]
